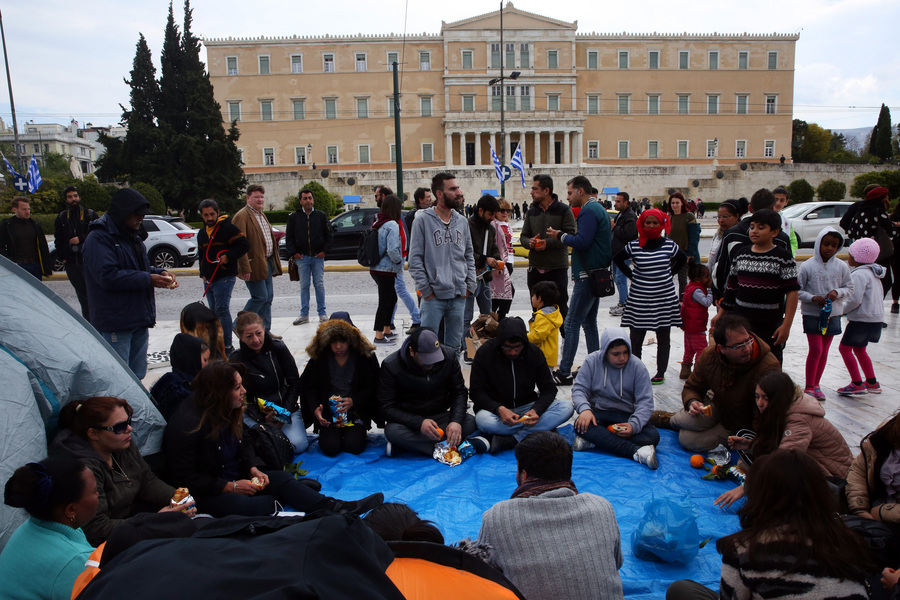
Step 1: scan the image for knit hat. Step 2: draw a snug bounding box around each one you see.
[865,186,889,202]
[848,238,880,264]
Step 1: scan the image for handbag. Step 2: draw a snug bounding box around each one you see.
[288,257,300,281]
[243,410,295,470]
[841,514,900,566]
[587,268,615,297]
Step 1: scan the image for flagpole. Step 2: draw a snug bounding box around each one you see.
[0,10,22,172]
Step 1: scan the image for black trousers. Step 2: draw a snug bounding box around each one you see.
[630,327,672,378]
[197,469,327,517]
[370,271,398,331]
[65,261,90,320]
[318,424,368,456]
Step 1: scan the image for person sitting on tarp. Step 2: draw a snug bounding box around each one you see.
[180,302,227,362]
[476,431,624,600]
[363,503,524,599]
[51,396,197,546]
[149,333,209,421]
[378,328,490,457]
[470,317,572,454]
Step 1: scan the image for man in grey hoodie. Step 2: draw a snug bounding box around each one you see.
[571,327,659,469]
[408,173,476,355]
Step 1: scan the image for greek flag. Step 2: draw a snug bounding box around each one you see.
[27,154,42,193]
[1,152,23,180]
[488,142,503,183]
[509,143,526,188]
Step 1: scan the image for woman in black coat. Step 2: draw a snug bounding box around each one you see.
[840,185,897,297]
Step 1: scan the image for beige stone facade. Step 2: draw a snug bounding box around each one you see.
[205,3,797,178]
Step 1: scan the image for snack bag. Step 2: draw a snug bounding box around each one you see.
[328,395,354,428]
[433,440,475,467]
[256,398,292,424]
[170,487,195,509]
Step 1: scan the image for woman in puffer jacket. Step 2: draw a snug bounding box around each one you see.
[847,411,900,524]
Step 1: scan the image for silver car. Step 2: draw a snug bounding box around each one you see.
[142,215,198,269]
[781,201,854,248]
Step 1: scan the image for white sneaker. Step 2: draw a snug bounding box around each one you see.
[633,445,658,470]
[609,304,625,316]
[385,441,392,457]
[573,436,595,452]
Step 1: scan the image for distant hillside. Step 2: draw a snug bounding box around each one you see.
[832,126,872,153]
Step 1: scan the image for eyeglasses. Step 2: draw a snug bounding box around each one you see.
[498,209,510,213]
[94,418,132,434]
[722,337,755,351]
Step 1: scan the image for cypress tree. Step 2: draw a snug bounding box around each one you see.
[872,104,893,162]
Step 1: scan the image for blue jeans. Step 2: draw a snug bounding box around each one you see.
[420,296,466,353]
[283,410,309,453]
[613,260,631,305]
[243,260,274,331]
[579,408,660,459]
[392,274,420,324]
[475,399,574,441]
[206,275,236,349]
[18,262,42,280]
[102,327,150,380]
[558,279,600,377]
[297,255,326,318]
[462,279,492,342]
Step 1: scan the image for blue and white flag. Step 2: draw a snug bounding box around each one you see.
[1,152,23,180]
[509,143,526,188]
[488,142,503,183]
[27,154,42,193]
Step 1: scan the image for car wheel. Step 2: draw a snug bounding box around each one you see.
[151,247,179,270]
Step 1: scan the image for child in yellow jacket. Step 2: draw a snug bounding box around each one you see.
[527,281,563,367]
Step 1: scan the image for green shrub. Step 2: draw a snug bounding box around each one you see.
[130,182,166,215]
[816,179,847,202]
[849,170,900,199]
[263,210,291,224]
[288,181,339,215]
[786,179,815,204]
[32,214,58,233]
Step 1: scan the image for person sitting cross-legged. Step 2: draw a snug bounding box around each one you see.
[471,317,573,454]
[572,327,660,469]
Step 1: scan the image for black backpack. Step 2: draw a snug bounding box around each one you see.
[356,227,382,267]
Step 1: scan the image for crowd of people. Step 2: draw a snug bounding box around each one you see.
[2,175,900,600]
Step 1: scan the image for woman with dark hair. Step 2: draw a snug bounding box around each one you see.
[149,333,209,420]
[364,502,445,544]
[666,192,700,296]
[231,311,308,452]
[0,457,98,600]
[370,194,404,344]
[300,315,380,456]
[669,450,870,600]
[715,372,852,508]
[708,199,747,298]
[51,397,195,545]
[164,361,383,518]
[180,302,227,361]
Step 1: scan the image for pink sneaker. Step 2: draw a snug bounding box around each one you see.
[813,387,826,401]
[837,383,868,396]
[865,382,882,394]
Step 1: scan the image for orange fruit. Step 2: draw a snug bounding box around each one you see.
[435,427,444,439]
[690,454,705,469]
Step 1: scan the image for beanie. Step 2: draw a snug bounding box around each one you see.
[864,186,889,202]
[848,237,880,265]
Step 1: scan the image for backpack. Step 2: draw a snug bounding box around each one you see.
[356,227,382,267]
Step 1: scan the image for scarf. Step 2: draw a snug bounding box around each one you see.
[637,208,670,247]
[511,477,578,499]
[205,214,228,238]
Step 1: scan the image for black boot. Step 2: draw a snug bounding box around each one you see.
[297,478,322,492]
[325,492,384,517]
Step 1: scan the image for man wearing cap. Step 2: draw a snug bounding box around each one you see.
[53,185,98,318]
[83,188,179,379]
[378,327,489,456]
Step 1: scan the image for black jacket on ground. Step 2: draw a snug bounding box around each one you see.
[470,317,557,415]
[611,206,638,256]
[378,338,468,429]
[53,204,98,264]
[230,334,302,415]
[163,397,265,498]
[0,216,51,275]
[196,216,249,280]
[284,208,333,257]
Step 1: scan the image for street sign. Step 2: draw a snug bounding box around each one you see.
[12,176,27,193]
[500,166,511,182]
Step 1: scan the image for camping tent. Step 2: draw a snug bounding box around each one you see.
[0,255,166,549]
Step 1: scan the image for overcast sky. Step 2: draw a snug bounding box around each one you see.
[3,0,897,134]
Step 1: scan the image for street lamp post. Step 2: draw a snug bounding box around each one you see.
[488,2,520,197]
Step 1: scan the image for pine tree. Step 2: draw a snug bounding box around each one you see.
[872,104,893,162]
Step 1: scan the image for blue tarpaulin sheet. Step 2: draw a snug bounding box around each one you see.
[296,426,740,599]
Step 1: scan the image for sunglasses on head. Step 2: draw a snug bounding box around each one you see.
[94,418,132,434]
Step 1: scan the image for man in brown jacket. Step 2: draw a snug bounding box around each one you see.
[232,184,283,336]
[652,314,781,451]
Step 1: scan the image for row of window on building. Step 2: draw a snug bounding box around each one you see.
[226,92,779,122]
[245,138,777,167]
[229,47,781,75]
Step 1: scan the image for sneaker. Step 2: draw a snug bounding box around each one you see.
[892,304,899,314]
[633,445,659,470]
[385,441,392,457]
[268,332,283,340]
[866,382,882,394]
[293,316,309,325]
[406,323,421,335]
[489,434,518,455]
[803,386,817,397]
[319,315,328,323]
[462,353,474,365]
[374,336,396,346]
[553,370,574,386]
[385,332,398,340]
[609,304,626,317]
[651,375,665,385]
[649,410,675,429]
[468,436,491,454]
[837,383,868,396]
[812,387,826,401]
[573,436,595,452]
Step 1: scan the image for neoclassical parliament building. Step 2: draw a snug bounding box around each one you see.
[205,3,797,176]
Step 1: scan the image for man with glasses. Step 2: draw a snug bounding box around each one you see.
[470,317,573,453]
[651,314,780,451]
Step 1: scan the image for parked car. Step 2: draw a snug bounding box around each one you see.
[278,208,405,261]
[780,201,854,248]
[142,215,198,269]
